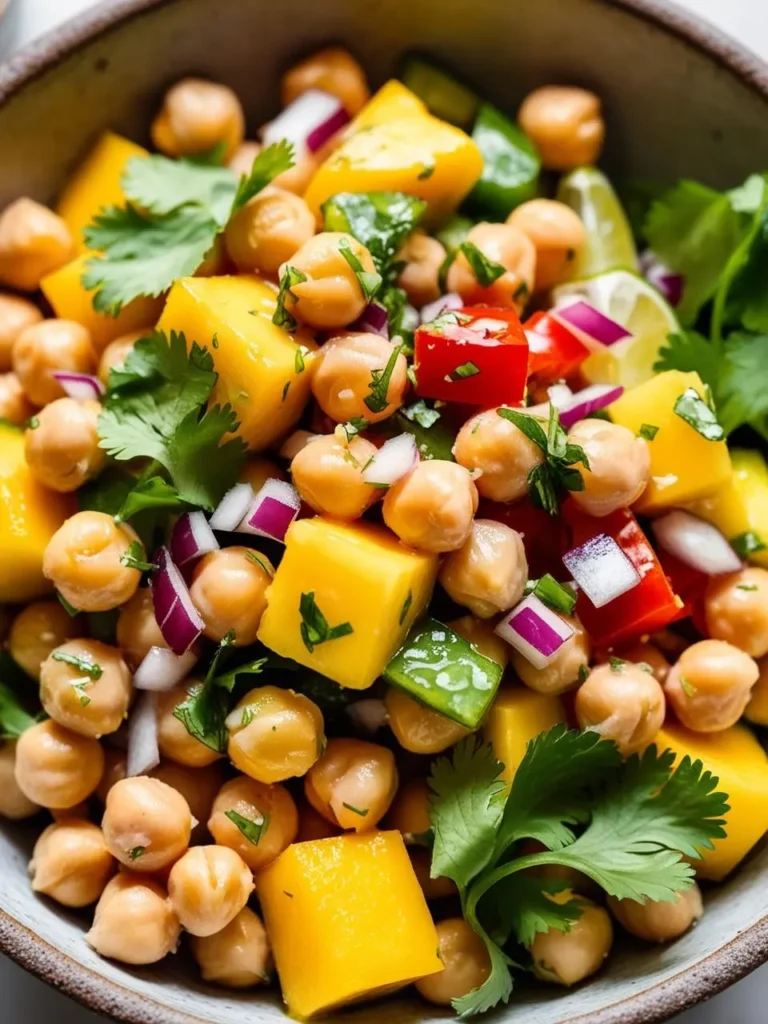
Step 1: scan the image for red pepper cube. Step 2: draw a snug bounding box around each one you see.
[524,310,590,385]
[414,307,528,407]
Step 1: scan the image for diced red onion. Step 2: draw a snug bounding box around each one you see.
[346,698,388,735]
[52,372,105,402]
[262,89,350,156]
[640,250,684,308]
[361,433,418,488]
[209,482,254,532]
[562,534,641,609]
[170,511,219,567]
[126,691,160,777]
[134,646,198,692]
[652,510,742,575]
[557,384,625,429]
[355,301,389,338]
[552,300,632,349]
[151,547,204,655]
[494,594,574,669]
[279,430,322,461]
[420,293,463,324]
[237,478,301,542]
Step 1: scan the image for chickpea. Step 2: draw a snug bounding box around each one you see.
[512,615,591,695]
[208,776,298,871]
[385,688,471,754]
[0,372,35,425]
[39,639,132,738]
[12,319,95,407]
[507,200,586,292]
[43,511,142,613]
[274,151,321,196]
[151,78,245,160]
[576,661,666,756]
[454,409,545,503]
[531,897,613,985]
[383,460,478,554]
[409,846,457,900]
[291,433,379,520]
[745,658,768,726]
[0,198,73,292]
[312,332,408,425]
[168,845,253,937]
[296,800,339,842]
[279,232,377,330]
[189,547,273,646]
[446,222,536,311]
[416,919,491,1005]
[396,232,446,309]
[0,742,40,819]
[565,419,650,516]
[24,398,105,493]
[30,819,114,907]
[157,681,224,768]
[609,885,703,943]
[240,454,285,491]
[116,587,168,670]
[387,777,431,842]
[664,639,759,733]
[195,234,230,278]
[97,330,143,384]
[704,567,768,659]
[518,86,605,171]
[0,292,43,370]
[14,720,104,809]
[305,737,398,831]
[95,747,127,805]
[225,189,315,274]
[226,685,325,783]
[448,615,510,669]
[440,520,528,618]
[617,641,670,684]
[282,47,370,115]
[190,906,271,988]
[102,776,192,872]
[8,599,80,679]
[150,761,224,844]
[87,873,180,965]
[228,140,262,178]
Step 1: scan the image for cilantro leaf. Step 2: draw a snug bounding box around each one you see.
[673,387,725,441]
[458,241,506,287]
[321,191,427,274]
[173,632,237,752]
[401,399,440,429]
[717,331,768,438]
[225,809,270,845]
[119,540,154,572]
[364,343,403,414]
[51,650,103,679]
[231,140,296,213]
[0,682,36,740]
[165,404,248,510]
[118,475,188,522]
[299,593,353,653]
[122,154,236,224]
[212,656,267,694]
[654,330,722,392]
[338,237,382,300]
[273,265,307,331]
[486,875,584,947]
[451,923,513,1019]
[447,361,480,381]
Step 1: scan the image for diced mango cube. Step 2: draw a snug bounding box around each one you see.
[257,832,442,1018]
[484,686,565,786]
[350,80,429,132]
[657,721,768,880]
[610,370,732,513]
[732,449,768,568]
[685,473,752,548]
[157,276,316,451]
[258,517,438,689]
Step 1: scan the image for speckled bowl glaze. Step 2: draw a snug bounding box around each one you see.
[1,0,768,1021]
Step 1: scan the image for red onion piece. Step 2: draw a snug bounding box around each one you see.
[237,478,301,542]
[360,433,418,488]
[346,698,388,735]
[562,534,641,609]
[557,384,625,429]
[209,482,255,532]
[151,547,204,655]
[52,372,105,402]
[126,691,160,777]
[652,510,742,576]
[552,300,632,349]
[170,511,219,567]
[420,293,463,324]
[640,250,684,308]
[494,594,574,669]
[355,301,389,338]
[134,646,199,692]
[262,89,350,156]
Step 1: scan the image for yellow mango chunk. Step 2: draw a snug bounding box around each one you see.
[57,132,149,252]
[0,423,76,603]
[657,721,768,881]
[305,117,483,224]
[257,832,442,1018]
[350,80,429,132]
[158,276,316,451]
[41,253,162,352]
[610,370,732,513]
[258,517,438,689]
[484,686,565,786]
[732,450,768,568]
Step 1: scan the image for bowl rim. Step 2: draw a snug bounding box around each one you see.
[1,0,768,1021]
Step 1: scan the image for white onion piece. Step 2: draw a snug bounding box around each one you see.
[261,88,349,156]
[562,534,641,609]
[279,430,322,461]
[237,478,301,542]
[361,434,418,488]
[494,594,574,669]
[346,699,388,735]
[126,691,160,777]
[209,482,255,532]
[652,510,742,575]
[134,646,198,692]
[52,371,105,401]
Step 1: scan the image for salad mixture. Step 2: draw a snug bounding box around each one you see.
[1,45,768,1021]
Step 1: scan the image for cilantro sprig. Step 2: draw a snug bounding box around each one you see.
[299,593,354,653]
[364,344,403,414]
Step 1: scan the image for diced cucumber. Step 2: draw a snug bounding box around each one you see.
[467,104,541,218]
[400,55,480,131]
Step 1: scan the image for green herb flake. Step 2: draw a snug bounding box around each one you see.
[73,683,91,707]
[399,590,413,626]
[57,592,79,617]
[129,846,146,861]
[577,664,590,684]
[679,675,697,697]
[639,423,660,441]
[27,416,39,430]
[526,575,577,616]
[364,344,403,414]
[609,656,628,672]
[299,592,354,653]
[673,387,725,441]
[513,280,530,303]
[731,531,767,558]
[338,236,383,300]
[273,265,307,331]
[737,583,759,591]
[241,707,255,727]
[446,360,481,382]
[52,651,103,679]
[401,399,440,429]
[459,241,506,287]
[295,346,308,374]
[211,333,219,349]
[340,417,369,441]
[245,550,273,576]
[225,809,269,846]
[417,164,435,180]
[120,539,155,572]
[342,802,369,817]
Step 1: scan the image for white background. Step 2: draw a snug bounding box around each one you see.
[0,0,767,1020]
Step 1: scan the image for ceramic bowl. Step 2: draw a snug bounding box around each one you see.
[1,0,768,1021]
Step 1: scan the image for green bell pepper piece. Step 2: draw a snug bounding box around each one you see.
[435,213,474,255]
[468,103,541,218]
[400,55,480,131]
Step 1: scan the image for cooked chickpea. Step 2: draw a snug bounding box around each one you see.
[387,777,430,842]
[396,232,446,308]
[566,420,650,516]
[282,47,369,115]
[116,587,169,670]
[531,897,613,985]
[446,222,536,311]
[664,639,759,733]
[102,776,192,872]
[150,761,224,844]
[97,330,143,384]
[745,658,768,726]
[0,292,43,370]
[208,776,298,871]
[226,685,325,783]
[512,615,591,695]
[15,720,104,809]
[312,332,408,424]
[280,232,377,330]
[228,140,262,178]
[383,461,478,553]
[576,661,666,755]
[407,846,456,900]
[24,398,105,493]
[151,78,245,160]
[30,819,114,907]
[8,599,80,679]
[12,319,95,407]
[296,800,339,842]
[518,86,605,171]
[43,511,141,612]
[157,681,224,768]
[0,198,73,291]
[609,885,703,943]
[440,520,528,618]
[291,433,379,519]
[305,737,398,831]
[190,906,271,988]
[240,454,285,491]
[274,150,322,195]
[448,615,510,669]
[225,188,315,274]
[617,641,670,683]
[507,199,586,291]
[39,639,132,738]
[704,567,768,659]
[385,688,471,754]
[168,845,253,937]
[87,873,180,965]
[0,743,40,819]
[95,747,127,805]
[189,546,273,646]
[454,409,545,502]
[416,918,491,1005]
[0,372,35,424]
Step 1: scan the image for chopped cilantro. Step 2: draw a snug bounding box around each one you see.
[340,417,369,441]
[299,592,354,653]
[609,656,628,672]
[458,241,506,287]
[401,399,440,429]
[341,802,369,817]
[737,583,759,592]
[27,416,39,430]
[399,590,413,626]
[225,809,269,846]
[446,361,481,382]
[51,650,103,680]
[731,531,766,558]
[120,540,154,572]
[525,575,576,616]
[679,675,697,697]
[639,423,659,441]
[338,236,383,300]
[245,551,273,576]
[294,346,307,374]
[273,265,307,331]
[241,707,255,727]
[282,381,291,401]
[320,192,427,274]
[172,632,240,753]
[417,164,435,180]
[577,664,590,684]
[673,387,725,441]
[0,682,36,740]
[57,592,79,617]
[128,846,146,862]
[363,344,403,414]
[73,683,91,707]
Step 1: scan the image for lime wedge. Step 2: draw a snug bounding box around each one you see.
[554,269,681,387]
[556,166,638,279]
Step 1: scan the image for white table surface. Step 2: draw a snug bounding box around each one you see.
[1,0,768,1020]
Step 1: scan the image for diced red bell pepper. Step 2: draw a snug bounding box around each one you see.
[480,498,568,580]
[525,310,590,385]
[562,501,683,649]
[414,306,528,407]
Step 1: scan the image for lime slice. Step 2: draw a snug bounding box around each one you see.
[554,269,681,387]
[556,166,638,279]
